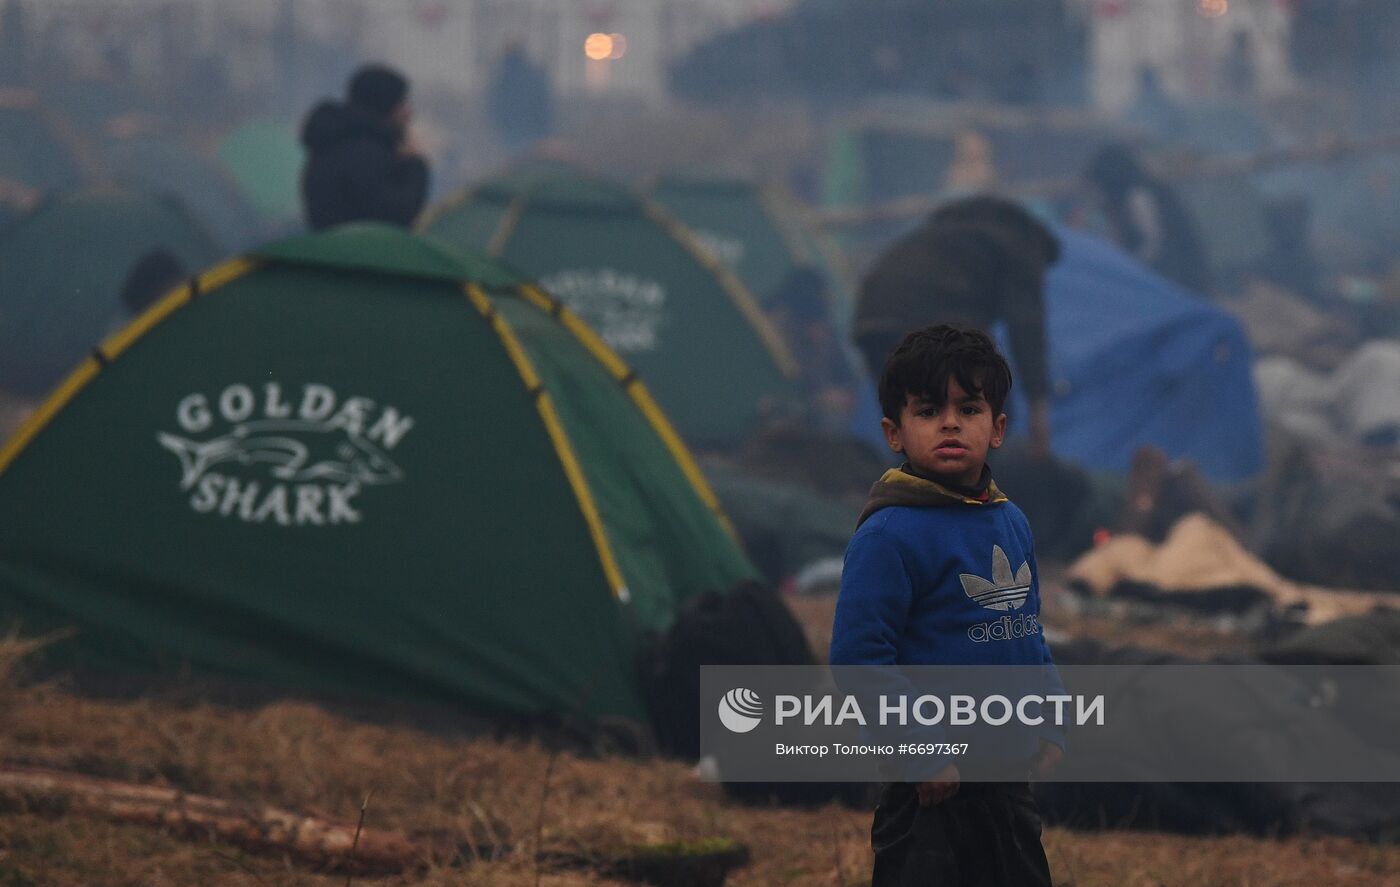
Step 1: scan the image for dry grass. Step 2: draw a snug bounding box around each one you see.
[3,621,1400,885]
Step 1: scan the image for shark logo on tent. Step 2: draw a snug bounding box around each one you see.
[157,383,414,527]
[960,545,1032,611]
[158,421,403,489]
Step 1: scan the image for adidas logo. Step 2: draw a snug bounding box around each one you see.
[959,545,1032,611]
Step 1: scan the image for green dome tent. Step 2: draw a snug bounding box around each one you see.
[215,118,304,226]
[102,133,267,253]
[0,91,83,223]
[422,167,799,448]
[0,93,81,196]
[0,188,221,396]
[649,176,856,332]
[0,224,757,725]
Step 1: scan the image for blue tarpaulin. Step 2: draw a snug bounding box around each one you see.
[849,227,1263,482]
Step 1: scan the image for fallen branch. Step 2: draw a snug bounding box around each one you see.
[0,766,424,876]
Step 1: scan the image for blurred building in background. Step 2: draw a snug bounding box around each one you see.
[10,0,1400,126]
[669,1,1091,108]
[1078,0,1295,111]
[1,0,798,107]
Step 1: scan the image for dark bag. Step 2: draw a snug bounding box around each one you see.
[639,581,814,759]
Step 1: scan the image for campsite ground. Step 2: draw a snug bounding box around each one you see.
[3,587,1399,887]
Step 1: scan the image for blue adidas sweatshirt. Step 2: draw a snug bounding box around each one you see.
[830,467,1065,753]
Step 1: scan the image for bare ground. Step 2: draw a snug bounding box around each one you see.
[2,593,1399,886]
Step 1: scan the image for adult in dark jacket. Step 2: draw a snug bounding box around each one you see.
[1084,143,1210,295]
[854,195,1060,457]
[300,64,429,232]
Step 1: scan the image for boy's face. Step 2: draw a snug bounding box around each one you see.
[881,378,1006,488]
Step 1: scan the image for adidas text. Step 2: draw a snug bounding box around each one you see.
[968,612,1042,643]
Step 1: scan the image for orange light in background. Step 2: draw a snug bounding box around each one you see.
[584,32,614,61]
[607,33,627,60]
[1198,0,1228,17]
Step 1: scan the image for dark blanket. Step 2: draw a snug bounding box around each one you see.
[1037,637,1400,841]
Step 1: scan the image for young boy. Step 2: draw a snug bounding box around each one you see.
[830,324,1061,887]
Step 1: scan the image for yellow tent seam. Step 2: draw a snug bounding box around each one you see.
[529,287,630,380]
[621,378,737,535]
[465,283,629,600]
[414,184,477,232]
[0,257,260,477]
[102,258,259,359]
[510,285,740,543]
[99,281,192,359]
[198,257,260,293]
[640,198,800,379]
[486,195,528,258]
[0,360,100,475]
[757,183,858,330]
[779,186,860,313]
[758,184,818,266]
[516,283,555,315]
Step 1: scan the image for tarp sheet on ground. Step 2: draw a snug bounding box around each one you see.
[1256,342,1400,447]
[422,166,799,448]
[0,188,221,397]
[0,224,757,725]
[1037,644,1400,840]
[1067,514,1393,626]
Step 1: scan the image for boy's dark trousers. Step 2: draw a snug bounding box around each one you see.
[871,781,1053,887]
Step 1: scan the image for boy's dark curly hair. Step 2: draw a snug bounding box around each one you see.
[879,324,1012,423]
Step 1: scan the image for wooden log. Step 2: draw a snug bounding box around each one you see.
[0,766,425,875]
